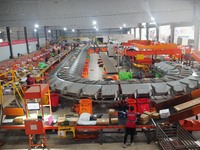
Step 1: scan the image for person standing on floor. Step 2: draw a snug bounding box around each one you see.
[123,106,137,148]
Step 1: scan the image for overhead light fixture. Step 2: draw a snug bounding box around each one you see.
[34,24,39,28]
[34,29,37,32]
[0,31,1,33]
[63,27,67,31]
[96,28,99,31]
[93,26,97,29]
[93,21,97,25]
[123,24,126,27]
[120,27,122,30]
[72,29,75,32]
[150,21,156,25]
[48,30,51,33]
[151,17,155,21]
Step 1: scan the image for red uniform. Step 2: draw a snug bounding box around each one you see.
[126,111,136,128]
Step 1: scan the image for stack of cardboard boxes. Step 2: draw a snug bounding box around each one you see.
[109,109,119,125]
[139,111,160,124]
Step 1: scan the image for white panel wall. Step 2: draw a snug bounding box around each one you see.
[0,46,11,61]
[39,38,46,47]
[0,41,37,61]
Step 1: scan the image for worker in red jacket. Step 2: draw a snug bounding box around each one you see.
[123,106,138,148]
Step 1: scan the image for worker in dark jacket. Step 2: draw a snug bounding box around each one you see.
[26,74,35,86]
[123,106,138,148]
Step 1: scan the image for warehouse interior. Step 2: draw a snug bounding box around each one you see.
[1,0,200,149]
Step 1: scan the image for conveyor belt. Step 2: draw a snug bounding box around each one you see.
[101,84,119,98]
[65,83,86,97]
[151,82,171,95]
[81,85,102,99]
[132,83,152,97]
[120,84,137,96]
[166,81,186,95]
[68,47,88,76]
[99,52,117,74]
[48,47,199,99]
[179,78,198,90]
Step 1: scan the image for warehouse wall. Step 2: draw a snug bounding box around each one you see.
[0,40,38,61]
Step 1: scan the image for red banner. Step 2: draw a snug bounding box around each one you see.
[0,38,37,47]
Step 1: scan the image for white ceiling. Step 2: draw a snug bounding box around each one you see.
[0,0,198,30]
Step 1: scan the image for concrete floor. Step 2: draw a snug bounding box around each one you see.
[88,53,103,81]
[0,129,161,150]
[0,99,161,150]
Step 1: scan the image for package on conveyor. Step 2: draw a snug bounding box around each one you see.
[143,111,154,118]
[57,117,66,125]
[151,112,160,119]
[139,114,150,125]
[96,118,110,125]
[110,118,119,125]
[159,109,170,119]
[69,117,79,126]
[13,117,24,125]
[108,109,115,118]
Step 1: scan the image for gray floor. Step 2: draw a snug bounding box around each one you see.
[0,129,161,150]
[0,99,161,150]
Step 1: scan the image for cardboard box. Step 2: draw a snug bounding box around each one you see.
[109,109,115,118]
[143,111,153,118]
[13,117,24,125]
[139,114,150,125]
[174,98,200,112]
[97,118,110,125]
[151,112,160,119]
[159,109,170,119]
[69,117,79,126]
[110,118,119,125]
[57,117,66,125]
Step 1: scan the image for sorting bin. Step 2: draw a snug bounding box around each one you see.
[79,99,92,114]
[50,93,60,112]
[137,98,150,113]
[125,98,137,113]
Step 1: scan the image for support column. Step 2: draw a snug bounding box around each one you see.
[194,22,200,50]
[77,29,81,38]
[170,23,175,43]
[156,25,159,42]
[51,30,54,41]
[17,31,20,40]
[44,26,47,43]
[193,0,200,50]
[36,29,40,49]
[146,23,149,40]
[56,30,58,41]
[134,28,136,39]
[59,30,62,37]
[6,27,13,59]
[24,27,30,54]
[139,23,142,40]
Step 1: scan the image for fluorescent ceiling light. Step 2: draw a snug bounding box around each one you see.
[120,27,122,30]
[63,27,67,31]
[150,21,156,25]
[93,26,97,29]
[123,24,126,27]
[72,29,75,32]
[34,29,37,32]
[93,21,97,25]
[48,30,51,33]
[96,28,99,31]
[34,24,39,28]
[151,17,155,21]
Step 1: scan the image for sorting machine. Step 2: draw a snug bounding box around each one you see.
[49,46,200,100]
